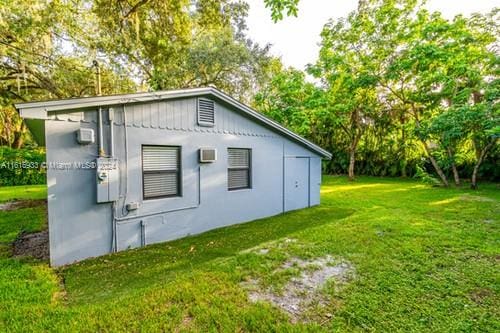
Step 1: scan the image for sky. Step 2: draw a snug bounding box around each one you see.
[245,0,498,70]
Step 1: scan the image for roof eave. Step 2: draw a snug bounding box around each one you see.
[15,87,332,159]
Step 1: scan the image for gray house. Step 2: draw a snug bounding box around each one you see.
[16,87,331,266]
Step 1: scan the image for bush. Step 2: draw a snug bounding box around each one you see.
[0,146,46,186]
[414,164,441,186]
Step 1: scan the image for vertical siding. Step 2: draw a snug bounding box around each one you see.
[49,97,280,138]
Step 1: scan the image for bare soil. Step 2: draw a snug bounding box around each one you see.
[2,199,49,260]
[242,255,355,322]
[12,230,49,260]
[0,199,46,211]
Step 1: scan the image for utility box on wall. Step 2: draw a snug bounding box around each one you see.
[96,157,119,203]
[76,128,95,144]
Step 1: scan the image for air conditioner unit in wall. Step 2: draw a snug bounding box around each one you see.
[199,148,217,163]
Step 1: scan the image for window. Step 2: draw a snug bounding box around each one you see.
[142,145,181,199]
[197,98,215,126]
[228,148,251,190]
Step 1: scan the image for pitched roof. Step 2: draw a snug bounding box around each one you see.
[15,87,331,159]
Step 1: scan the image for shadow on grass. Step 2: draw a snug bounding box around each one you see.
[62,205,355,304]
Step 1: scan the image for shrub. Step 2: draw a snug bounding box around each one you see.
[0,146,46,186]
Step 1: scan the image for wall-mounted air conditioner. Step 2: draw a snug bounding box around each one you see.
[199,148,217,163]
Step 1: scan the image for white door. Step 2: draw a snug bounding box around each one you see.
[284,157,310,211]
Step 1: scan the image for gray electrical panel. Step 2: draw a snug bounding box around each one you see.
[96,157,119,203]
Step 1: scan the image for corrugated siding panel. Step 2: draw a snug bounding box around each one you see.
[159,101,167,129]
[50,98,277,137]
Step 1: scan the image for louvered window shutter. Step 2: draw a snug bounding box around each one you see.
[142,146,181,199]
[197,98,215,126]
[228,148,251,190]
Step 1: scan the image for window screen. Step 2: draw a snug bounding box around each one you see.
[197,98,215,126]
[228,148,251,190]
[142,145,181,199]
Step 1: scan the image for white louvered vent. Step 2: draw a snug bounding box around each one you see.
[197,98,215,126]
[199,148,217,163]
[142,146,181,199]
[228,148,251,190]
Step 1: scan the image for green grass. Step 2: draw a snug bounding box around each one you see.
[0,177,498,332]
[0,185,47,254]
[0,185,46,202]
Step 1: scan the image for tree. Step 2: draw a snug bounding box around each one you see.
[263,0,299,22]
[385,8,499,187]
[253,67,317,137]
[310,0,415,180]
[1,0,277,147]
[0,0,136,147]
[257,0,498,186]
[92,0,275,103]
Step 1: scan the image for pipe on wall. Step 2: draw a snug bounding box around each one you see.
[140,220,146,247]
[114,166,202,224]
[111,202,118,252]
[109,108,114,157]
[121,105,130,217]
[97,107,104,157]
[113,167,201,251]
[109,107,117,252]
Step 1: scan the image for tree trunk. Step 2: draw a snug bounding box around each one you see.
[422,141,449,187]
[447,147,460,186]
[401,117,407,178]
[12,122,26,149]
[412,107,448,186]
[471,140,496,190]
[348,149,356,181]
[12,133,24,149]
[348,132,362,181]
[401,161,407,178]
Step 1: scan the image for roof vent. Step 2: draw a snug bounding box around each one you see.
[197,98,215,126]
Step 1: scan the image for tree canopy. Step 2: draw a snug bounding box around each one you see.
[254,0,499,188]
[0,0,277,147]
[1,0,498,188]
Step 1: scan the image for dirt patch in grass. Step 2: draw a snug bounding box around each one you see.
[240,238,299,255]
[0,199,46,211]
[242,255,355,323]
[12,230,49,260]
[459,194,495,203]
[469,288,494,304]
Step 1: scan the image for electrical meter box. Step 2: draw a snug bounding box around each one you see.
[96,157,119,203]
[76,128,95,144]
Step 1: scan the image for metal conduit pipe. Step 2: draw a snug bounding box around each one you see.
[109,108,114,157]
[109,107,120,252]
[98,107,104,157]
[115,166,202,224]
[140,220,146,247]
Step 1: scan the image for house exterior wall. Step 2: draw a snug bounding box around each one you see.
[45,97,322,266]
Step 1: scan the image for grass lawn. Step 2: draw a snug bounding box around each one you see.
[0,176,498,332]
